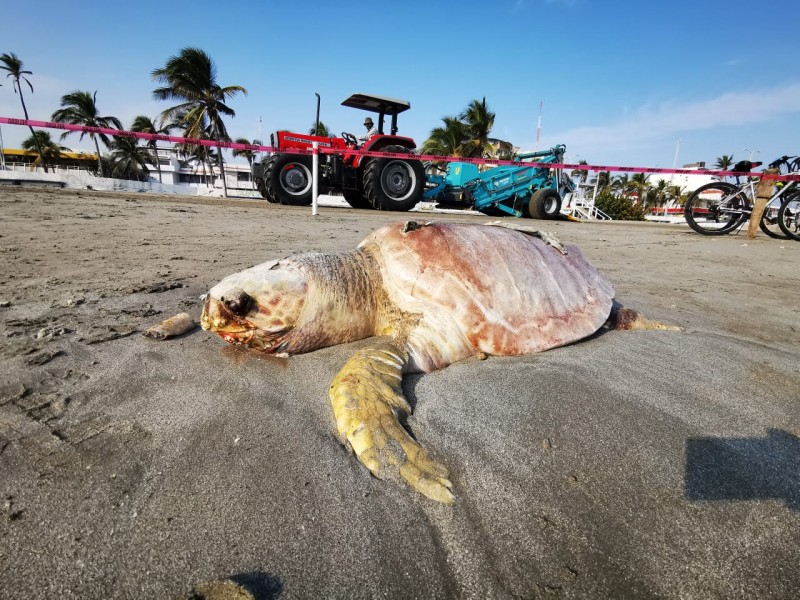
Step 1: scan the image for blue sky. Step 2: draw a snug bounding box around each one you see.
[1,0,799,169]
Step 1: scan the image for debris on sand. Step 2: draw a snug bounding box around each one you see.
[180,579,255,600]
[143,312,196,340]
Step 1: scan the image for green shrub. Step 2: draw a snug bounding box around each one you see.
[593,191,647,221]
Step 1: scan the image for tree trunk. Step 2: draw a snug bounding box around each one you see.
[153,145,163,183]
[205,157,214,187]
[18,92,48,173]
[217,144,228,198]
[93,137,104,177]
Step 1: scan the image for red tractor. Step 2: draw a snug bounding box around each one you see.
[252,93,426,211]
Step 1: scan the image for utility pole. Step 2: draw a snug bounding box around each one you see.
[744,148,760,161]
[534,100,543,152]
[667,139,682,217]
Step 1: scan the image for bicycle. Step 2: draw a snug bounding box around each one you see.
[683,158,798,238]
[777,188,800,241]
[769,155,800,175]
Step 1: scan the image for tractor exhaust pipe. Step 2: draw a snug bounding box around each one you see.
[315,93,321,136]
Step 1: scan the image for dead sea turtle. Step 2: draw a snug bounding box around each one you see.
[201,221,672,503]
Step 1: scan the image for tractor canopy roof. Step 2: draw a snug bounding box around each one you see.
[341,93,411,115]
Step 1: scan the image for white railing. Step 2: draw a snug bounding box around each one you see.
[2,161,90,174]
[572,203,612,220]
[561,193,612,220]
[0,167,261,198]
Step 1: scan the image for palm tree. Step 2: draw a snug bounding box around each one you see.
[714,154,735,170]
[21,130,67,170]
[152,47,247,198]
[612,173,629,193]
[458,97,495,158]
[232,137,261,190]
[1,52,48,172]
[51,90,122,177]
[652,179,670,208]
[309,121,330,136]
[176,140,217,185]
[130,115,174,183]
[570,160,589,184]
[628,172,651,206]
[714,154,735,180]
[593,170,612,191]
[421,116,470,157]
[667,184,686,206]
[109,136,151,181]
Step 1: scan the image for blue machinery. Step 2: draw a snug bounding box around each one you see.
[423,144,574,219]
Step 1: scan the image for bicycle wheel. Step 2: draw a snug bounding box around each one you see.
[759,196,790,239]
[684,182,748,235]
[777,190,800,241]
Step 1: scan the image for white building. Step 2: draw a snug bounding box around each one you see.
[646,162,718,195]
[0,145,258,196]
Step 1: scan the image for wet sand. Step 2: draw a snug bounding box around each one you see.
[1,186,798,599]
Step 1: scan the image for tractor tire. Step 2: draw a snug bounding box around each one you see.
[257,156,280,203]
[363,145,425,211]
[528,188,562,220]
[267,154,313,206]
[342,188,373,209]
[256,173,277,203]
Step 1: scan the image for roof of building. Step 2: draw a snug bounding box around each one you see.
[2,148,98,160]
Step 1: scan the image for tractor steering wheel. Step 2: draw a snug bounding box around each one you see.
[341,132,358,147]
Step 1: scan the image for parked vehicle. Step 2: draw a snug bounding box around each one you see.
[423,144,573,219]
[683,158,798,238]
[252,93,425,211]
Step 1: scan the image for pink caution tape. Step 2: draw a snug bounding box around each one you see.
[2,116,798,182]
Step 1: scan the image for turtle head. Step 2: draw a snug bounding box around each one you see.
[201,259,308,354]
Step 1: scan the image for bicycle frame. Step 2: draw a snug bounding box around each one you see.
[717,175,797,229]
[685,162,799,237]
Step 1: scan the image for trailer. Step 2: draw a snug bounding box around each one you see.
[423,144,574,219]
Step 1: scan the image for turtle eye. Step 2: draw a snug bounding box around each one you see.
[223,292,254,317]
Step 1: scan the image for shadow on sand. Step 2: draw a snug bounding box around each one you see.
[685,429,800,511]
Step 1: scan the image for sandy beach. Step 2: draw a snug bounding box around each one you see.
[1,185,798,599]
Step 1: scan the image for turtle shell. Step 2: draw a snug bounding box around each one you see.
[359,222,615,372]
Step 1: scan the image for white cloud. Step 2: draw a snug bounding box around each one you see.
[544,83,800,151]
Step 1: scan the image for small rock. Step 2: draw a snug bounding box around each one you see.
[26,350,64,366]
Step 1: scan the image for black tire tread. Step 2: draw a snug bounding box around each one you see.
[528,188,562,220]
[363,145,425,211]
[777,190,800,241]
[342,188,373,209]
[257,156,280,203]
[684,182,746,236]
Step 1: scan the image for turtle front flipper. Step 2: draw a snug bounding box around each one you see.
[329,342,454,503]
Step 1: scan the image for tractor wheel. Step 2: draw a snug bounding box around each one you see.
[268,154,313,206]
[258,156,280,203]
[342,189,373,209]
[363,145,425,211]
[528,188,562,220]
[256,177,269,199]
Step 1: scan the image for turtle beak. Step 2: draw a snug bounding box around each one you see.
[201,295,245,332]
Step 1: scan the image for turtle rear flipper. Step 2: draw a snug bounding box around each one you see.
[329,342,454,503]
[609,305,681,331]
